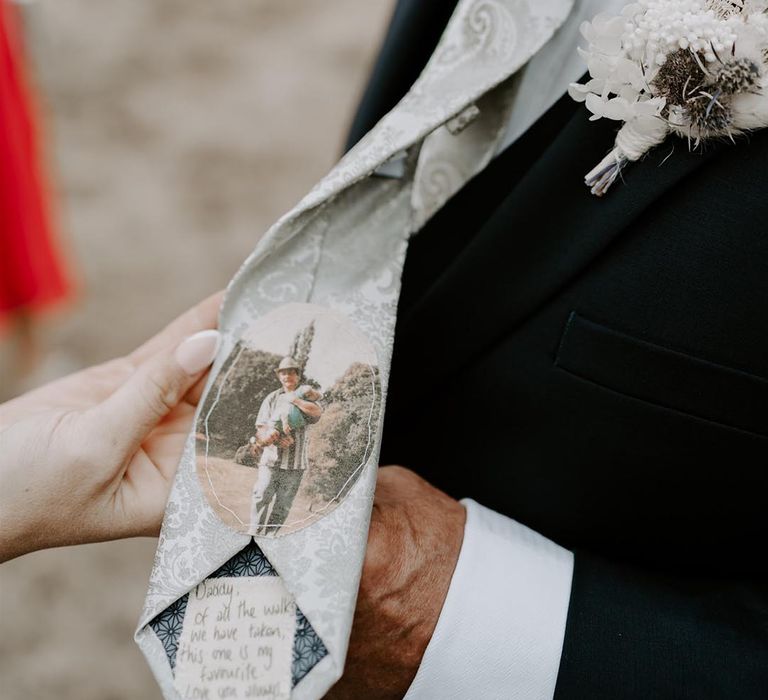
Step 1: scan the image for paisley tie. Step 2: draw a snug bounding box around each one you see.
[135,1,574,698]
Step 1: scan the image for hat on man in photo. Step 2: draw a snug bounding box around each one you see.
[275,356,301,374]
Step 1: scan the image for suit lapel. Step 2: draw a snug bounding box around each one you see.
[345,0,462,151]
[398,103,725,382]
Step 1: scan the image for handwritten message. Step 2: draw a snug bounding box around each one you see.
[174,577,296,700]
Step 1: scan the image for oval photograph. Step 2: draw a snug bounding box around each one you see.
[196,303,381,537]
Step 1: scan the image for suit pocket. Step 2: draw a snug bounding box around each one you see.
[554,312,768,438]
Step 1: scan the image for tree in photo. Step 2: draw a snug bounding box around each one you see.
[196,342,282,458]
[305,362,380,505]
[289,320,315,376]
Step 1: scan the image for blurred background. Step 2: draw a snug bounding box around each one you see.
[0,0,393,697]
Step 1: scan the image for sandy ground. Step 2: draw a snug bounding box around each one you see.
[0,1,393,698]
[198,454,336,536]
[199,455,260,528]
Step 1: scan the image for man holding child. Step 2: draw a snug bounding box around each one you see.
[248,356,322,534]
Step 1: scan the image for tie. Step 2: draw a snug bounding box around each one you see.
[136,1,574,698]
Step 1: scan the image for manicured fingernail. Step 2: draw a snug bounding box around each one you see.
[175,330,221,375]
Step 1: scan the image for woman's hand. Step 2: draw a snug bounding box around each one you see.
[0,292,223,563]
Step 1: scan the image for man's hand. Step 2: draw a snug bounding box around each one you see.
[328,466,466,699]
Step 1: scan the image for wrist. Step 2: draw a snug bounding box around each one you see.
[0,469,49,563]
[0,411,104,560]
[403,500,574,700]
[400,497,465,692]
[0,510,35,563]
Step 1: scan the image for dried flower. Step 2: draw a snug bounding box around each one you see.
[707,0,747,19]
[686,91,733,131]
[652,49,707,107]
[571,0,768,195]
[713,57,761,93]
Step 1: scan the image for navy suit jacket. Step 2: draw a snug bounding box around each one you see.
[347,1,768,698]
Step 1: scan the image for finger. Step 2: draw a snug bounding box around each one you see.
[127,290,224,367]
[184,371,212,407]
[94,330,222,456]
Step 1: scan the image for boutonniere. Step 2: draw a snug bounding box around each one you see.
[569,0,768,196]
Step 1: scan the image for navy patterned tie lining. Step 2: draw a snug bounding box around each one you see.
[149,542,328,689]
[134,1,575,698]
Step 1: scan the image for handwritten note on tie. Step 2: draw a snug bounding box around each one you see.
[174,577,296,700]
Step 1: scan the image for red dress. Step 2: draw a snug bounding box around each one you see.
[0,1,70,325]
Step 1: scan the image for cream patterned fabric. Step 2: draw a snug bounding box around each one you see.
[135,1,574,698]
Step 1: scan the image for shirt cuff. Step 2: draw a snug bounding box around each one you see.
[403,499,574,700]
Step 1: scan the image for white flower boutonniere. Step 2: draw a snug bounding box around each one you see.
[569,0,768,196]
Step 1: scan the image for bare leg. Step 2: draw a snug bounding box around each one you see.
[249,465,277,535]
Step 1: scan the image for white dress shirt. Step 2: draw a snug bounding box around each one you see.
[405,1,626,698]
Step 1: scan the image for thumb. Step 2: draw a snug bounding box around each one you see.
[96,329,221,454]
